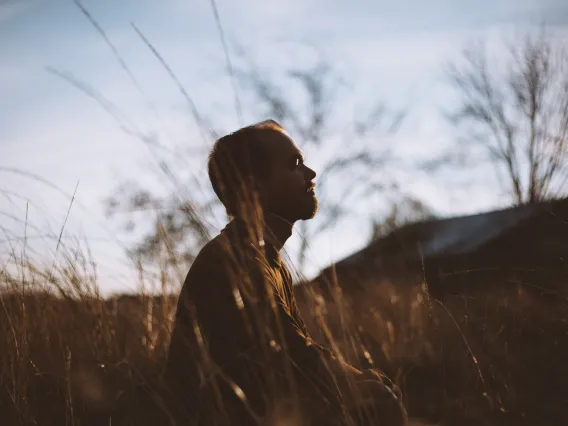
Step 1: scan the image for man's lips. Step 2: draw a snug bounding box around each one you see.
[306,183,316,193]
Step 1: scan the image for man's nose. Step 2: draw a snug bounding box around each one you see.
[305,165,316,180]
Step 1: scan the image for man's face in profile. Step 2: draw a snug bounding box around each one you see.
[258,130,318,222]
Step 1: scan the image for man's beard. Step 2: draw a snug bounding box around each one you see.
[269,193,318,222]
[299,195,318,220]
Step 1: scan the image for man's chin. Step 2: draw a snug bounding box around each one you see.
[299,199,318,221]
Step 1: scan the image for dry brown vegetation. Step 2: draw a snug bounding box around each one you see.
[1,254,567,425]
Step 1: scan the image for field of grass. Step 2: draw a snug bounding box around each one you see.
[2,252,567,425]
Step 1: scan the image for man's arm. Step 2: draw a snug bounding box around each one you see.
[176,246,354,401]
[244,254,366,401]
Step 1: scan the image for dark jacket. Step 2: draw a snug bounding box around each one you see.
[164,219,343,424]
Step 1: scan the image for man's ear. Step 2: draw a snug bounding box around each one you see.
[244,176,266,198]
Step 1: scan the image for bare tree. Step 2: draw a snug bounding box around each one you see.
[447,29,568,205]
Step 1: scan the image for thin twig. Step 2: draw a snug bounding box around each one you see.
[73,0,144,95]
[131,22,212,144]
[209,0,243,125]
[50,181,80,280]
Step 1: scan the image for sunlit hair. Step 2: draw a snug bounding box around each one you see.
[208,120,285,216]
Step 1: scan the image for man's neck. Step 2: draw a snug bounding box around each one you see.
[263,212,294,251]
[235,212,294,251]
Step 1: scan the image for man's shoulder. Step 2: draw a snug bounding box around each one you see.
[187,230,249,276]
[179,236,228,299]
[189,234,228,272]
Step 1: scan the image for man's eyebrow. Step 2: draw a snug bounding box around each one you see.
[290,152,305,161]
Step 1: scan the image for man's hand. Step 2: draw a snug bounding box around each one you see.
[359,369,403,399]
[351,369,408,426]
[322,357,407,425]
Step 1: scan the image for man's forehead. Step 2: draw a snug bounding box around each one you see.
[265,130,303,157]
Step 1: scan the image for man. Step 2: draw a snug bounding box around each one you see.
[164,120,407,425]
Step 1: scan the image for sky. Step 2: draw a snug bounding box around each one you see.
[1,0,568,294]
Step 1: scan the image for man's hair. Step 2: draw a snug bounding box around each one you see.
[208,120,285,216]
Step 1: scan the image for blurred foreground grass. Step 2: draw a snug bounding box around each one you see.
[1,255,567,425]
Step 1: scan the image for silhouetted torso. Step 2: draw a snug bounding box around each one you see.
[164,219,340,424]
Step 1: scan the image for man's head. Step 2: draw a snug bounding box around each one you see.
[208,120,318,223]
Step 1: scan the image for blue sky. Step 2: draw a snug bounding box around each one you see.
[2,0,568,293]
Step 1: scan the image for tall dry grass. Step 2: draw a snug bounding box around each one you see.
[2,238,567,426]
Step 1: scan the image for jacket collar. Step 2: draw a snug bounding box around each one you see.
[221,218,282,267]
